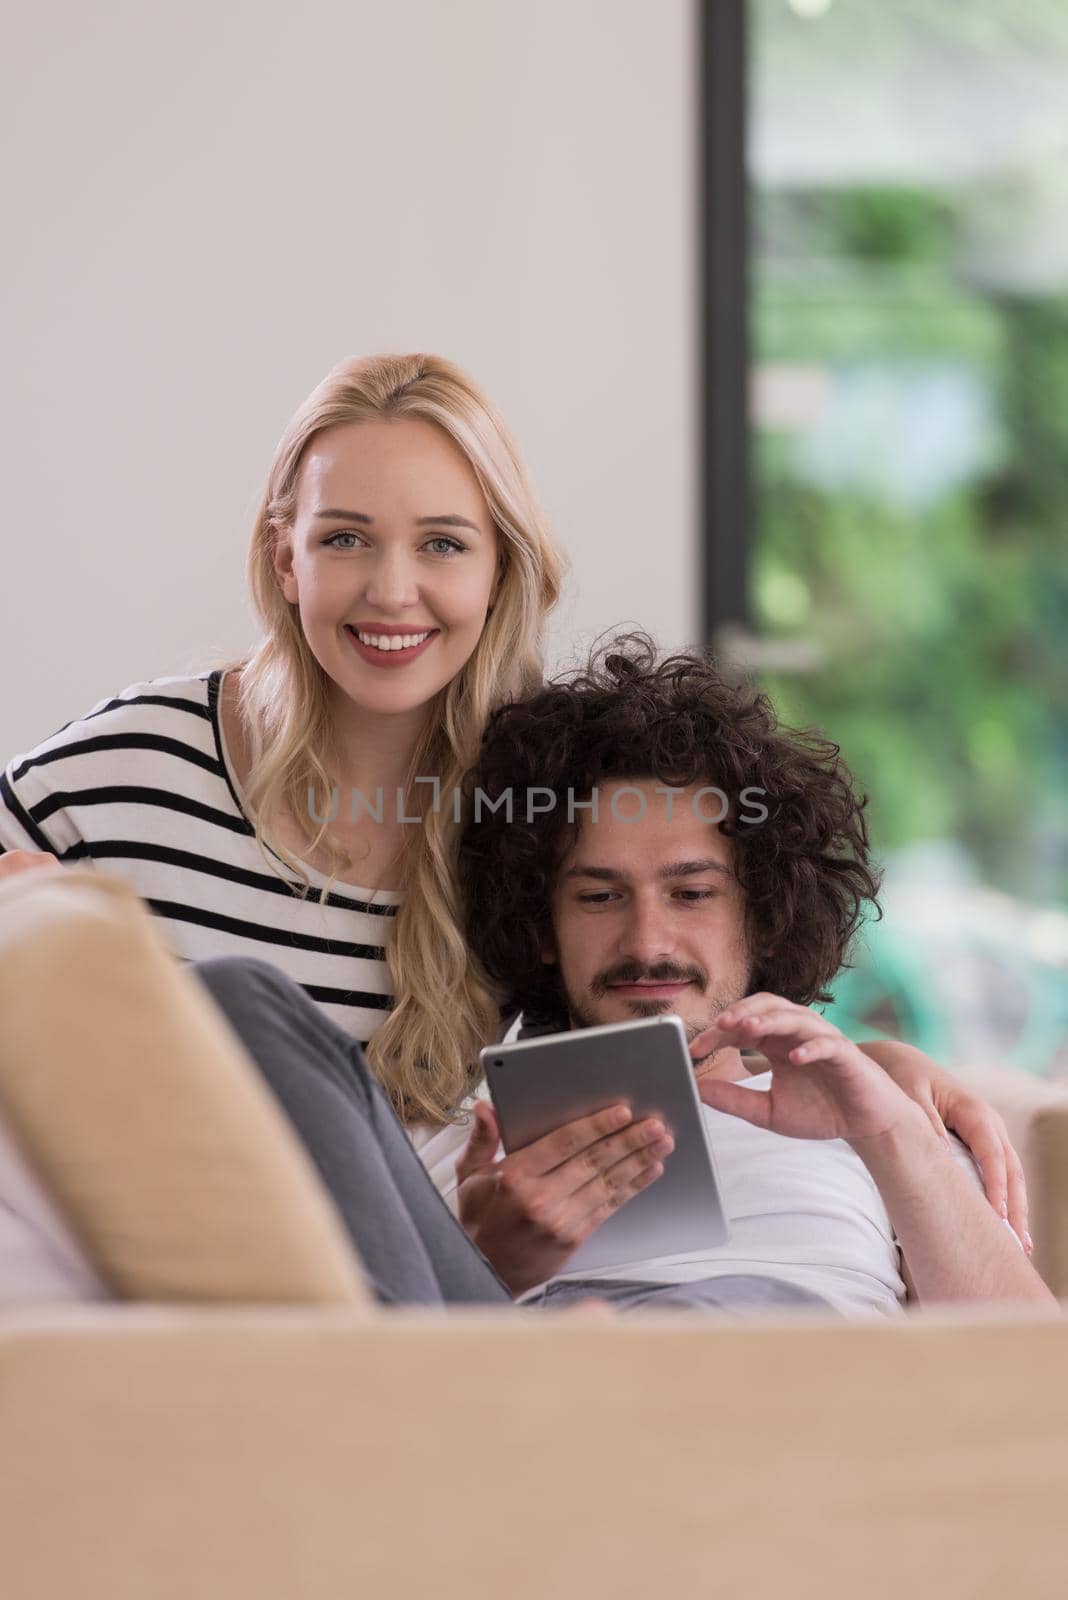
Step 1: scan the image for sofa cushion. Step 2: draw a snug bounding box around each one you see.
[0,866,370,1306]
[0,1108,110,1304]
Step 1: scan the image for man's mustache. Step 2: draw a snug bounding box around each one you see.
[590,961,708,997]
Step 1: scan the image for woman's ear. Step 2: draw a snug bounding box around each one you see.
[271,524,299,605]
[487,548,507,614]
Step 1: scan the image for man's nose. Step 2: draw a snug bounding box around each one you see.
[363,548,420,611]
[617,898,675,965]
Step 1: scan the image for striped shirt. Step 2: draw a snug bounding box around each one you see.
[0,672,399,1044]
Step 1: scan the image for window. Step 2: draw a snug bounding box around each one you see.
[706,0,1068,1072]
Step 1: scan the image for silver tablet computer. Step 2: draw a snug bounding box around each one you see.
[479,1015,729,1274]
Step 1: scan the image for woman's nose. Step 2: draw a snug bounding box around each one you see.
[363,549,419,611]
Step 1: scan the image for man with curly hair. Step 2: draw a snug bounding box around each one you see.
[448,635,1053,1317]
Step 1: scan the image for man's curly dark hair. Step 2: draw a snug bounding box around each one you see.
[459,632,882,1032]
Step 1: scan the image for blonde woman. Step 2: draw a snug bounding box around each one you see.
[0,352,562,1129]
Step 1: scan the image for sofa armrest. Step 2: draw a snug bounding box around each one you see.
[2,1302,1066,1599]
[0,867,368,1306]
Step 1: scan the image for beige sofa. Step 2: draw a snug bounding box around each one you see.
[2,868,1068,1600]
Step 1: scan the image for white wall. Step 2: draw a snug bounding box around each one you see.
[0,0,697,755]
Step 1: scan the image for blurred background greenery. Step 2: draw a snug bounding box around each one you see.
[748,0,1068,1072]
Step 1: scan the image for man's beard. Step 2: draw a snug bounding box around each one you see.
[567,958,748,1063]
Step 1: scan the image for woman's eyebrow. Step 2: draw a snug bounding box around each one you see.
[414,514,483,532]
[314,508,374,523]
[312,508,483,533]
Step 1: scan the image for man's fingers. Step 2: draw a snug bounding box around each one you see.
[454,1101,502,1185]
[696,1076,773,1129]
[788,1034,858,1068]
[716,994,818,1031]
[691,997,828,1062]
[734,1008,836,1044]
[574,1154,668,1239]
[505,1115,670,1216]
[477,1101,502,1141]
[689,1023,723,1060]
[511,1102,634,1180]
[571,1132,674,1217]
[690,996,783,1056]
[504,1122,674,1250]
[710,1008,838,1057]
[707,1012,843,1069]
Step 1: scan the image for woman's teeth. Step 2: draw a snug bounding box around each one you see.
[354,630,432,652]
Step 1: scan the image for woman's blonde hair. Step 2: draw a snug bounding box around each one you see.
[215,354,564,1125]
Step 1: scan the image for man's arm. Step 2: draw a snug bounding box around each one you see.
[748,1039,1032,1249]
[857,1038,1032,1250]
[697,994,1060,1313]
[848,1105,1057,1308]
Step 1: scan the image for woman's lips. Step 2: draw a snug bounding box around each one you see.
[344,626,439,667]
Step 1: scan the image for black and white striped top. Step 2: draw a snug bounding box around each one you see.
[0,672,399,1044]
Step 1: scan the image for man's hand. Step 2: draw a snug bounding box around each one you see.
[455,1100,674,1296]
[693,995,1057,1307]
[859,1040,1032,1254]
[0,850,61,880]
[693,993,913,1144]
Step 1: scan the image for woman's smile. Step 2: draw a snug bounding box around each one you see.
[344,624,440,667]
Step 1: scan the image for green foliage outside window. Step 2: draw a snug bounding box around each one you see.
[753,185,1068,906]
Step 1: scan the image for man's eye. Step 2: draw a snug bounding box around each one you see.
[323,531,364,550]
[675,889,716,902]
[578,892,617,904]
[423,536,466,555]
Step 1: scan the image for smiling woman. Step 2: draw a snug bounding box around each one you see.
[272,416,501,726]
[0,354,566,1124]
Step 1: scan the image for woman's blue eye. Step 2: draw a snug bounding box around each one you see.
[323,532,464,555]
